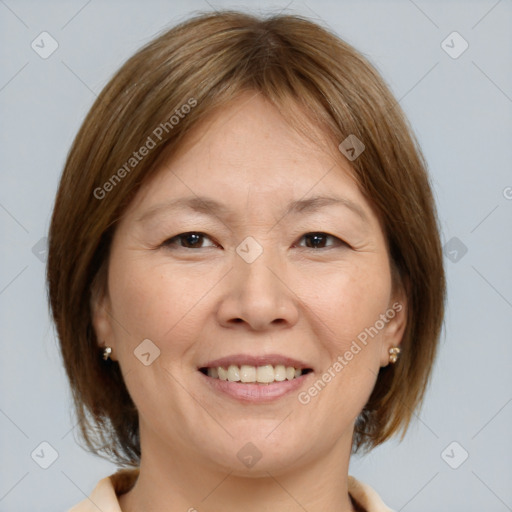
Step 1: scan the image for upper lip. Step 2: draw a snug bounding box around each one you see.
[199,354,313,370]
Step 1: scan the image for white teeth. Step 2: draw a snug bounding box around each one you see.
[227,364,241,382]
[205,364,307,384]
[274,365,286,381]
[256,364,275,383]
[240,365,256,383]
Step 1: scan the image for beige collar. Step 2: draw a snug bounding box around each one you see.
[68,469,394,512]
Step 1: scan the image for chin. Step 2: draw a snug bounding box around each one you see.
[194,425,315,476]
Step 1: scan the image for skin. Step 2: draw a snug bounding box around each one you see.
[92,91,407,512]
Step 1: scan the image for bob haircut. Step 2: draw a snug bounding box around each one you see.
[47,10,446,466]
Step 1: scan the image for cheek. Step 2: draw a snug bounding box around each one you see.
[106,251,227,369]
[302,257,392,353]
[298,260,392,418]
[107,254,194,353]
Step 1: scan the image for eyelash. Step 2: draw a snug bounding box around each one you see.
[160,231,349,250]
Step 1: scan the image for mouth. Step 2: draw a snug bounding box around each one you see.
[199,364,313,384]
[197,354,314,402]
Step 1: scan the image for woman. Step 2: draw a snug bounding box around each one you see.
[47,10,445,512]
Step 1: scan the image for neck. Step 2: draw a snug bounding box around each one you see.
[119,425,357,512]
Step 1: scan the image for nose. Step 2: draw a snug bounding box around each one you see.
[216,246,300,332]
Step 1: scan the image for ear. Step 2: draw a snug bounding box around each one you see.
[90,269,117,361]
[379,284,408,367]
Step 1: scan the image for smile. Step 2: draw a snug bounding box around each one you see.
[198,355,314,402]
[199,364,313,384]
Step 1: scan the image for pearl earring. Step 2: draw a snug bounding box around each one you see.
[388,347,401,364]
[103,346,112,361]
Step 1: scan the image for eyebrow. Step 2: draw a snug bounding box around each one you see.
[136,194,369,224]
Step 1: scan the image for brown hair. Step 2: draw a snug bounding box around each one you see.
[47,10,446,466]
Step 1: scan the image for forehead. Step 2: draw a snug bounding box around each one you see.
[125,92,369,219]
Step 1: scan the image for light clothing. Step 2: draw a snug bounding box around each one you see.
[68,468,394,512]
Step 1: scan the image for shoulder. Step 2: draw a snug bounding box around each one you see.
[348,475,395,512]
[67,469,139,512]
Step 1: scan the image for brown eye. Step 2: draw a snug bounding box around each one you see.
[298,232,346,249]
[162,232,217,249]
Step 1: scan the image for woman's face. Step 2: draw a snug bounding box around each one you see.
[93,92,406,475]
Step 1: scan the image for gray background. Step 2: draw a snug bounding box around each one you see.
[1,0,511,511]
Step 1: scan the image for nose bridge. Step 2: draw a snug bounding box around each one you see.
[217,234,299,330]
[237,236,281,293]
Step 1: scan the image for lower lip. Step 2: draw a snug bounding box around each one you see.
[199,371,312,403]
